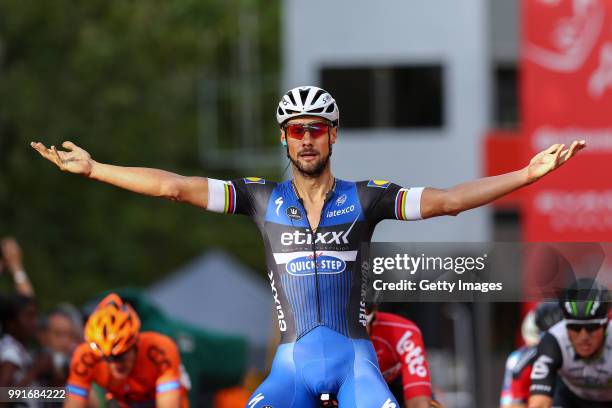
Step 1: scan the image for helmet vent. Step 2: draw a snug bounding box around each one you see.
[313,89,325,104]
[308,107,324,113]
[287,92,296,106]
[277,107,284,115]
[286,109,299,114]
[299,89,309,105]
[325,103,336,113]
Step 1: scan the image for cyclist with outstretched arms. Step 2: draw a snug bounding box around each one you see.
[64,293,190,408]
[32,86,584,407]
[528,278,612,408]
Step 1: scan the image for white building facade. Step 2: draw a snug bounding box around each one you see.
[283,0,495,242]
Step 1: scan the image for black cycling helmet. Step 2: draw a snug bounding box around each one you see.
[559,278,611,323]
[534,301,563,332]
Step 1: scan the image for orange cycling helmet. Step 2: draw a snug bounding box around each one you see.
[84,293,141,358]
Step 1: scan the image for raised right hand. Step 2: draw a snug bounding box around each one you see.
[30,141,94,176]
[0,237,23,271]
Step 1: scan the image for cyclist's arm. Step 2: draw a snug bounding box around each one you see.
[406,395,431,408]
[65,345,97,407]
[87,391,102,408]
[421,141,585,219]
[63,396,88,408]
[527,395,551,408]
[89,162,209,208]
[527,333,561,408]
[420,170,528,218]
[500,378,529,408]
[156,390,182,408]
[367,175,527,223]
[501,348,536,408]
[31,141,209,208]
[154,335,189,408]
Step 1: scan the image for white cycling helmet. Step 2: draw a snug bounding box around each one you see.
[276,86,339,127]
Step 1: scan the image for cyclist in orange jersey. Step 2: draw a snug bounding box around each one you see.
[64,293,190,408]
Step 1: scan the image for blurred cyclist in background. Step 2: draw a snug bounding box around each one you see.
[65,293,190,408]
[528,278,612,408]
[499,302,562,408]
[366,303,432,408]
[32,85,584,407]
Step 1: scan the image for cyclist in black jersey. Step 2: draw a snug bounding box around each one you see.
[529,278,612,408]
[31,86,585,407]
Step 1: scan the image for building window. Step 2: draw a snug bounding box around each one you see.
[494,65,519,128]
[321,65,444,129]
[320,68,374,128]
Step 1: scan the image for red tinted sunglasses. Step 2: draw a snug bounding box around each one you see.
[284,122,331,140]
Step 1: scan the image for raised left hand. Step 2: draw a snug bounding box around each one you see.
[527,140,586,182]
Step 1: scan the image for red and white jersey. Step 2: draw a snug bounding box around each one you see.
[370,312,432,400]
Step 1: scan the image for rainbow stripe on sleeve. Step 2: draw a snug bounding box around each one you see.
[224,182,237,214]
[395,188,410,220]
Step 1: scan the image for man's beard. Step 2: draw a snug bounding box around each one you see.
[287,145,332,178]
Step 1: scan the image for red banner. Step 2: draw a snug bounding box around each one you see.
[522,0,612,242]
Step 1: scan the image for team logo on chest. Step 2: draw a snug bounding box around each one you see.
[327,193,356,218]
[286,252,347,276]
[326,204,355,218]
[286,206,302,220]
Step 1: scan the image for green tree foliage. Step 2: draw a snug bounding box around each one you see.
[0,0,280,307]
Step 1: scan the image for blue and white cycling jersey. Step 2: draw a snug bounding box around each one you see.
[208,177,423,407]
[207,177,423,343]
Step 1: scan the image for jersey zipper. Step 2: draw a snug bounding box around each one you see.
[297,197,327,324]
[310,223,322,324]
[293,179,335,326]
